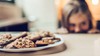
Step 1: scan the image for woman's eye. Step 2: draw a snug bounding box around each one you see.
[81,22,86,25]
[69,24,75,27]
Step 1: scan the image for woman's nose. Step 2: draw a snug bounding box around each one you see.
[75,27,80,33]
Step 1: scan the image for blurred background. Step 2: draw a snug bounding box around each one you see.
[0,0,99,33]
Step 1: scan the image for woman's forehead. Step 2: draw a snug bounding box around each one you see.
[69,12,88,23]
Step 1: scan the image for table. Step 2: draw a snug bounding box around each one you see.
[0,34,100,56]
[43,34,100,56]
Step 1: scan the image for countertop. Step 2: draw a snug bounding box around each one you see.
[0,34,100,56]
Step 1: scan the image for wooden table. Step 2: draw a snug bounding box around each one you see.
[0,34,100,56]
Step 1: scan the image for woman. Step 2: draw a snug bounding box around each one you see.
[59,0,99,33]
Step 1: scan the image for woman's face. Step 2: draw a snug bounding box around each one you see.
[68,12,90,33]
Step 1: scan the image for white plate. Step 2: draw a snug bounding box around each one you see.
[0,34,64,52]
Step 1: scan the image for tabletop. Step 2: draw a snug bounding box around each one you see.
[0,34,100,56]
[43,34,100,56]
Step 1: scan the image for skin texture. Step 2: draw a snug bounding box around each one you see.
[68,12,89,33]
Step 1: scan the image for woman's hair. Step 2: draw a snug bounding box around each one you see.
[61,0,93,32]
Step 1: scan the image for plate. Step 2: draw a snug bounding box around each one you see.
[0,34,64,52]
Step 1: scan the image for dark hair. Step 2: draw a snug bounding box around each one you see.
[61,0,93,32]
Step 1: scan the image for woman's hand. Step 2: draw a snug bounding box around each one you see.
[56,27,68,34]
[88,29,100,33]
